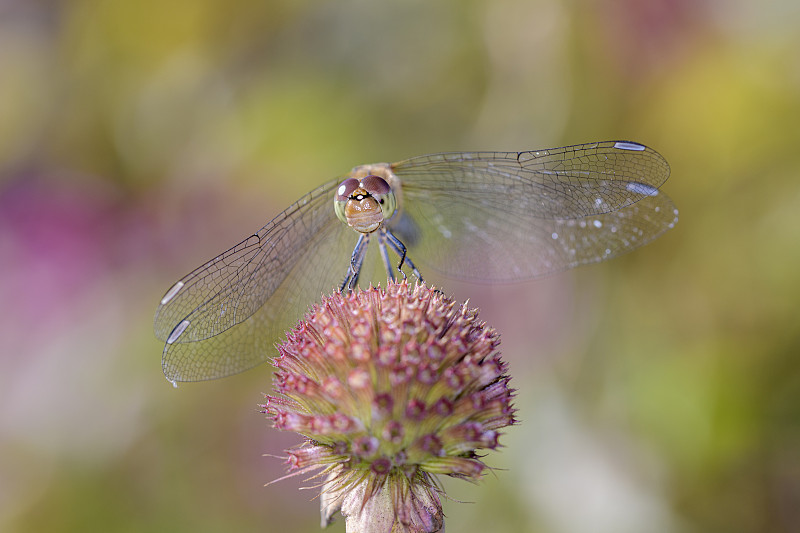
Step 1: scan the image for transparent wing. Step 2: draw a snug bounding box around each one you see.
[388,140,678,281]
[154,179,379,382]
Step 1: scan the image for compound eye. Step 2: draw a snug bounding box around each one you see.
[359,175,391,196]
[335,178,360,202]
[360,175,396,220]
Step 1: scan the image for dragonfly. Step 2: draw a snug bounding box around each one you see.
[154,140,678,384]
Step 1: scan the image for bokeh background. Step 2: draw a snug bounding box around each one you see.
[2,0,799,532]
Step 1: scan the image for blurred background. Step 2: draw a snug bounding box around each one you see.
[1,0,799,532]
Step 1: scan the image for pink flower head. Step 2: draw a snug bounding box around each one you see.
[262,281,516,533]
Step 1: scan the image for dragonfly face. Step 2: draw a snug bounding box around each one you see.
[334,175,397,234]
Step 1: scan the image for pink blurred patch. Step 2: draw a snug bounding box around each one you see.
[596,0,704,77]
[0,172,121,327]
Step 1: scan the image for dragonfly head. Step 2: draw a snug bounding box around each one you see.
[334,175,397,234]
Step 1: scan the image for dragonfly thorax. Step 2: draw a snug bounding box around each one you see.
[334,175,397,234]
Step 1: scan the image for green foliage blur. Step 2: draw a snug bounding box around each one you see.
[1,1,799,532]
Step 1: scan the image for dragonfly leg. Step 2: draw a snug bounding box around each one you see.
[385,229,424,283]
[341,233,370,292]
[377,230,396,282]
